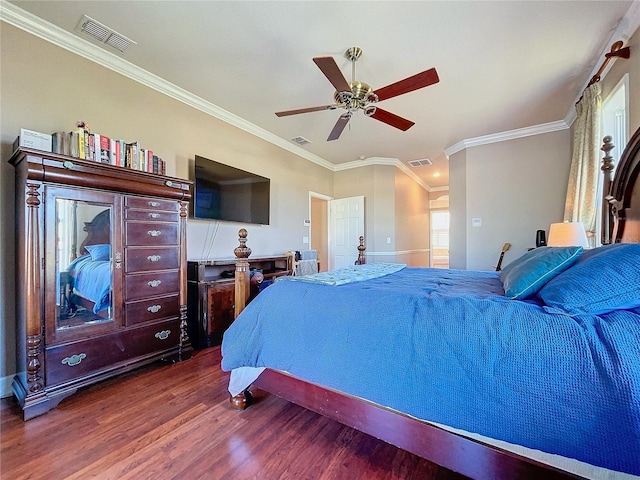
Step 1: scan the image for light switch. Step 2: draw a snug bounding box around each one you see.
[386,237,392,244]
[303,236,309,244]
[472,218,482,228]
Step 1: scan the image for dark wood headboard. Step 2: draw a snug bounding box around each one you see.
[79,208,110,255]
[602,126,640,244]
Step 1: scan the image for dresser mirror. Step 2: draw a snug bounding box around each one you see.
[56,199,114,329]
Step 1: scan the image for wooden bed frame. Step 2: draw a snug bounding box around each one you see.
[229,128,640,479]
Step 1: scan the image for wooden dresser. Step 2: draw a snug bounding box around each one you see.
[10,147,192,420]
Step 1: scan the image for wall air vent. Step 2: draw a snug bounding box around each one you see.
[290,136,312,146]
[408,158,433,167]
[76,15,136,53]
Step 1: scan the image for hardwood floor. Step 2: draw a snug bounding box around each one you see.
[1,347,466,480]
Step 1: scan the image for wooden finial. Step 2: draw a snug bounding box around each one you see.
[601,135,616,245]
[234,228,251,259]
[356,236,366,265]
[234,229,251,318]
[601,135,615,176]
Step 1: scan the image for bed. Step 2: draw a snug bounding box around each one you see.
[221,128,640,479]
[66,244,112,315]
[65,209,112,316]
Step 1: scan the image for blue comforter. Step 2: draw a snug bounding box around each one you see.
[221,266,640,475]
[68,254,111,314]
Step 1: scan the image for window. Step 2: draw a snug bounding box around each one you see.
[602,73,629,167]
[597,74,628,245]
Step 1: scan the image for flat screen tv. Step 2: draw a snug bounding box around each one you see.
[191,155,270,225]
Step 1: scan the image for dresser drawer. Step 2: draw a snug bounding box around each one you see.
[125,270,180,301]
[45,319,181,385]
[125,209,179,222]
[126,221,179,246]
[125,247,179,272]
[125,294,180,326]
[125,196,179,212]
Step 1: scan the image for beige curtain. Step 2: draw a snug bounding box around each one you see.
[564,83,602,247]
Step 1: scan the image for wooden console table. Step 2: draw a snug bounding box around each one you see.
[186,251,290,348]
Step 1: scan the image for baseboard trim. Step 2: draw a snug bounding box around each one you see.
[1,374,14,398]
[366,249,430,256]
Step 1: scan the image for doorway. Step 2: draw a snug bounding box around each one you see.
[430,210,449,268]
[310,193,365,271]
[310,193,330,272]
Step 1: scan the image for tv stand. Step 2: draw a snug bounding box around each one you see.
[186,254,290,348]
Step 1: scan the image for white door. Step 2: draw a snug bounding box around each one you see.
[329,195,365,270]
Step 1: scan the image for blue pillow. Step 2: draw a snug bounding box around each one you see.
[85,244,110,261]
[500,246,583,299]
[538,243,640,315]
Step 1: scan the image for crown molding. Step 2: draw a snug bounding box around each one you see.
[444,120,569,158]
[6,0,636,187]
[334,156,431,191]
[0,1,432,190]
[0,0,334,172]
[446,1,640,157]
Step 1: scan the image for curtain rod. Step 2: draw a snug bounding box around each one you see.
[576,41,630,105]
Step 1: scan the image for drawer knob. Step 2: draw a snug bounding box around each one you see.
[148,201,160,207]
[147,305,162,313]
[147,255,161,262]
[148,212,160,219]
[155,330,171,340]
[165,180,173,187]
[148,230,162,237]
[148,279,162,288]
[62,353,86,367]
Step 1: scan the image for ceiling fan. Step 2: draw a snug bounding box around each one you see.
[275,47,439,141]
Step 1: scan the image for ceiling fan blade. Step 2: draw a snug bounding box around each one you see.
[275,105,335,117]
[327,113,351,141]
[313,56,351,92]
[369,107,415,131]
[375,68,439,102]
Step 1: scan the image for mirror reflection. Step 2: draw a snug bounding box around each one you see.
[56,199,113,329]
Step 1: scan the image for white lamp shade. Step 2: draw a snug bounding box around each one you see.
[547,222,589,247]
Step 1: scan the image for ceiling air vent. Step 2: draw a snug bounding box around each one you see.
[290,136,312,146]
[408,158,433,167]
[77,15,136,53]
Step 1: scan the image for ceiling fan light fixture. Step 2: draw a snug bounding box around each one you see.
[364,105,377,117]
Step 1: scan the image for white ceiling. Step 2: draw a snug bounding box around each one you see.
[5,1,638,189]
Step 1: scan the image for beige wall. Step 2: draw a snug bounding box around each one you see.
[333,165,377,257]
[395,169,430,266]
[449,150,467,269]
[449,130,571,270]
[0,25,335,390]
[449,27,640,271]
[334,164,428,264]
[466,131,571,270]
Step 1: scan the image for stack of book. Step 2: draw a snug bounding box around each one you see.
[50,128,166,175]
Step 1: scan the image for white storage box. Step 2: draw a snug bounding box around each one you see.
[13,128,52,152]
